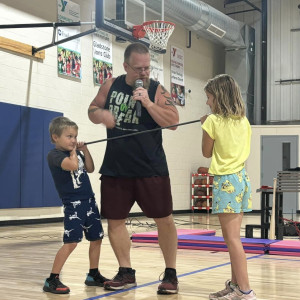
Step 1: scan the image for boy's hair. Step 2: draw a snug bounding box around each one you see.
[49,116,78,143]
[124,42,149,63]
[204,74,245,118]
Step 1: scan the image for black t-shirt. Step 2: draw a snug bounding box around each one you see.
[47,148,94,202]
[100,75,169,177]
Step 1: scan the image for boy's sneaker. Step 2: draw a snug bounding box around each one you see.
[217,288,256,300]
[104,267,136,290]
[209,280,234,299]
[43,276,70,294]
[157,269,178,295]
[85,272,109,287]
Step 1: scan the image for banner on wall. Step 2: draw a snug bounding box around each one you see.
[93,29,113,86]
[57,0,81,79]
[150,50,164,85]
[170,46,185,106]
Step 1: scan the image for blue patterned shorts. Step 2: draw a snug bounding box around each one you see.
[63,198,104,243]
[212,168,252,214]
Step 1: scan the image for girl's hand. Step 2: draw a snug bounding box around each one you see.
[200,114,209,124]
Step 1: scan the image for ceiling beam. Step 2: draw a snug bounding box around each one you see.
[224,0,261,13]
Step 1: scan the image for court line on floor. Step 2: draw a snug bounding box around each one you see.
[83,254,263,300]
[259,255,300,262]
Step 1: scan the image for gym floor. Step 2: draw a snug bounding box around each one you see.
[1,213,300,300]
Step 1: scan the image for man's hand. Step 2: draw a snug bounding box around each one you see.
[88,107,116,128]
[133,87,153,109]
[101,109,116,128]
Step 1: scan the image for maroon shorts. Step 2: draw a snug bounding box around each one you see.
[100,175,173,219]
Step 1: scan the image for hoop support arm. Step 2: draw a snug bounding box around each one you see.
[32,27,97,54]
[0,21,95,29]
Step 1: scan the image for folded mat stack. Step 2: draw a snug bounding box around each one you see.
[131,229,216,244]
[131,229,278,254]
[177,235,277,254]
[269,240,300,256]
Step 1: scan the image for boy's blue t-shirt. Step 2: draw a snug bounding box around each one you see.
[47,148,94,203]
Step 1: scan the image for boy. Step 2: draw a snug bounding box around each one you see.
[43,116,108,294]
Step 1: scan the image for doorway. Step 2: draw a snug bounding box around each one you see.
[261,135,299,215]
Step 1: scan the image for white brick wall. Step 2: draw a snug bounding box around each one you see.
[0,0,224,220]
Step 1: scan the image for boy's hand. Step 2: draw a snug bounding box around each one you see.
[70,145,77,155]
[76,141,87,151]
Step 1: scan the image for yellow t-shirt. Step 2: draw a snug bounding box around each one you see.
[201,114,251,175]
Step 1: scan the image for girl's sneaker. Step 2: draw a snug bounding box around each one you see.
[209,280,234,299]
[217,288,256,300]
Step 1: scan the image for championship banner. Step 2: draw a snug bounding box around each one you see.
[170,46,185,106]
[150,50,164,85]
[93,27,113,86]
[57,0,81,79]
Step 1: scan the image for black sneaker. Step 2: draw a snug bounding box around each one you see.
[85,272,110,287]
[43,276,70,294]
[104,267,136,290]
[157,269,178,295]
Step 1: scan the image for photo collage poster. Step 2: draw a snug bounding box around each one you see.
[57,0,81,79]
[92,26,113,86]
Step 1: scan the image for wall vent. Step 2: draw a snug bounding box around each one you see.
[206,24,226,38]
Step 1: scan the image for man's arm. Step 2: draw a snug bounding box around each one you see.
[88,79,116,128]
[133,84,179,130]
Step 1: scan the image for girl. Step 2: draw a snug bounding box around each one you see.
[201,74,256,300]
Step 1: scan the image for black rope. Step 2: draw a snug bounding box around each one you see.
[85,119,201,145]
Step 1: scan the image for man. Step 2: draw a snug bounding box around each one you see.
[88,42,179,295]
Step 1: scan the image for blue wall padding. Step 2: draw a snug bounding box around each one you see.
[20,107,44,207]
[0,103,21,208]
[0,102,62,208]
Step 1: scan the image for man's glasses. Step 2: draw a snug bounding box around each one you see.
[126,62,151,74]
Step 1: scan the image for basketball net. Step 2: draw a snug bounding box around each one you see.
[132,20,175,53]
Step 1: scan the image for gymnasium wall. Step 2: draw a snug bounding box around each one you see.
[248,125,300,211]
[0,0,224,222]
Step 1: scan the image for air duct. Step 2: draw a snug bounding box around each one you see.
[139,0,245,48]
[139,0,255,124]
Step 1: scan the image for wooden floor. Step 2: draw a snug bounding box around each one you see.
[1,213,300,300]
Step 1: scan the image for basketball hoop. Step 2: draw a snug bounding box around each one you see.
[132,20,175,54]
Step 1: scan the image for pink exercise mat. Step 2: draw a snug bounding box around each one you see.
[131,229,216,241]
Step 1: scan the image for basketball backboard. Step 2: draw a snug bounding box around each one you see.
[95,0,162,50]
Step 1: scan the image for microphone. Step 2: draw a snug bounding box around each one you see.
[135,79,143,117]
